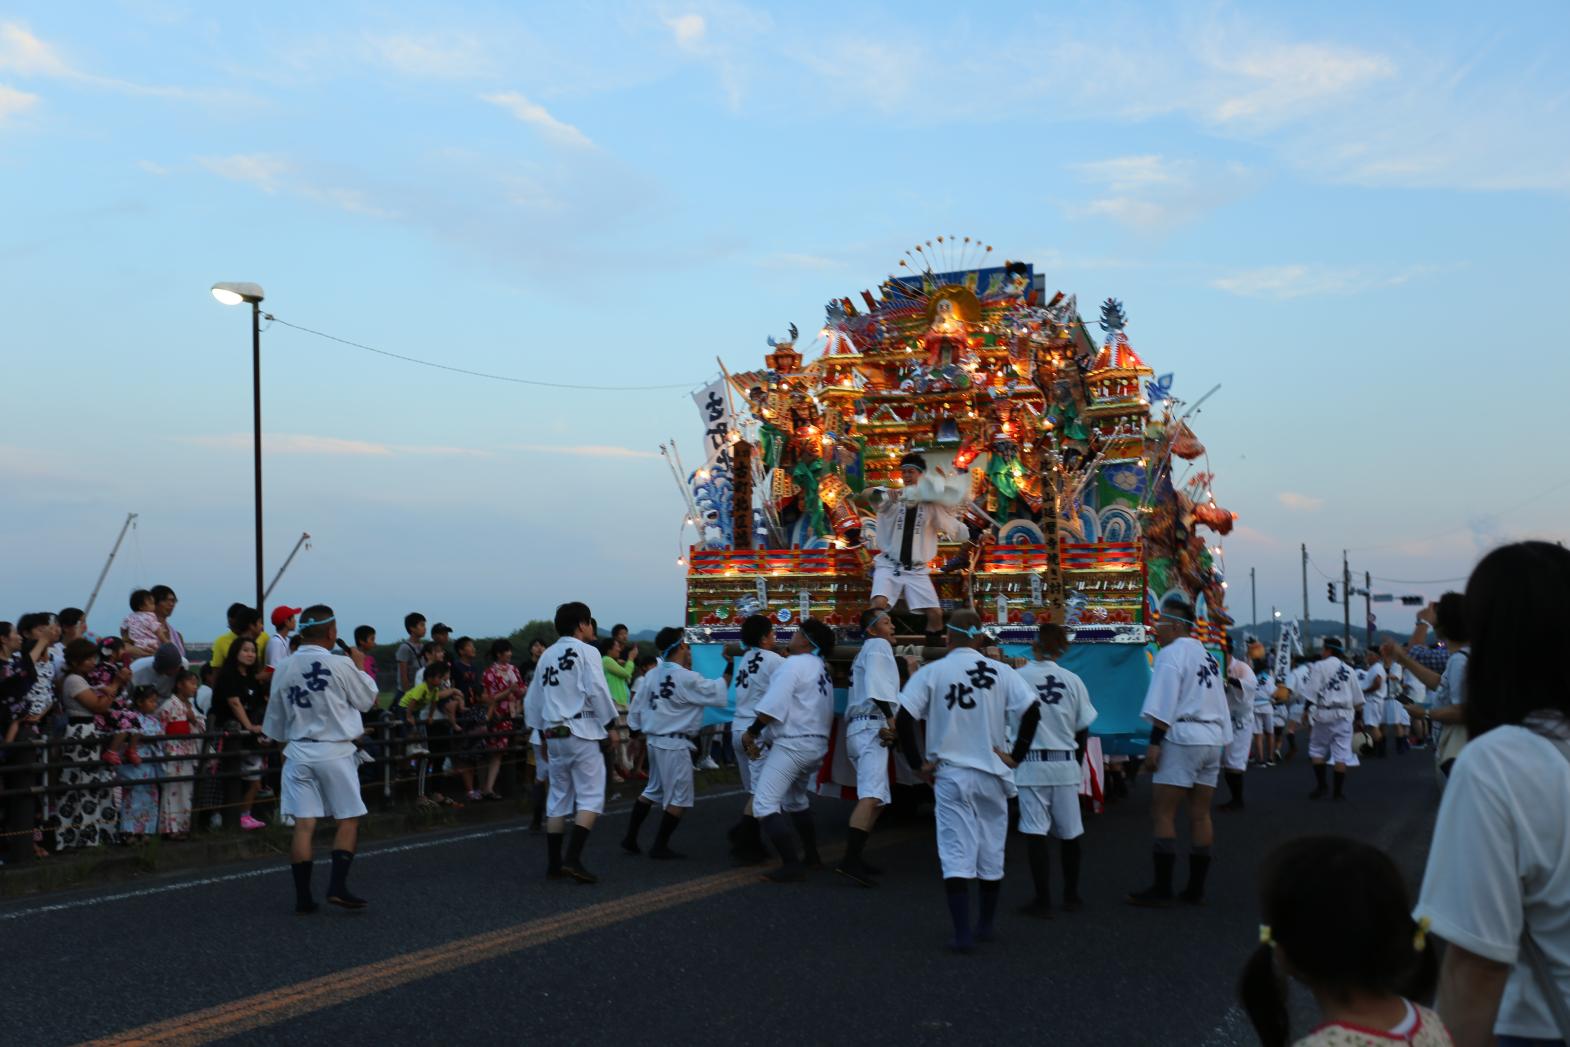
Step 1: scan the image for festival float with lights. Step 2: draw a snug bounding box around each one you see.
[665,237,1236,754]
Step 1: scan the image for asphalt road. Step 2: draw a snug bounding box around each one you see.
[10,751,1442,1047]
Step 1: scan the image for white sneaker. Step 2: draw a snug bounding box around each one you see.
[282,814,296,827]
[696,756,720,771]
[208,813,223,831]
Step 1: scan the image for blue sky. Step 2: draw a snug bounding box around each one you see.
[1,1,1566,641]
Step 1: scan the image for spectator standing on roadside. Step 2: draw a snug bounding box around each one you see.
[158,668,205,840]
[211,603,268,670]
[600,634,636,782]
[56,638,128,849]
[1386,594,1470,777]
[353,626,379,688]
[149,585,186,661]
[1415,541,1570,1046]
[268,607,301,674]
[480,639,524,800]
[118,685,163,843]
[450,636,484,802]
[394,613,426,704]
[211,636,270,831]
[430,623,453,660]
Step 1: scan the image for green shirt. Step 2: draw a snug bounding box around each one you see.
[602,655,634,709]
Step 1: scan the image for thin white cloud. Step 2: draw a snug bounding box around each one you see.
[0,82,37,121]
[508,443,658,460]
[363,32,493,78]
[0,19,237,100]
[480,91,594,148]
[1069,154,1256,231]
[756,252,840,271]
[1278,492,1324,512]
[1202,40,1395,127]
[136,159,171,176]
[199,153,292,193]
[182,434,489,458]
[1212,264,1436,300]
[662,13,707,51]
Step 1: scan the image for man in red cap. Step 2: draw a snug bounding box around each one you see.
[268,605,303,675]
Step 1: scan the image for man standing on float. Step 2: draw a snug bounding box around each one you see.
[857,452,962,649]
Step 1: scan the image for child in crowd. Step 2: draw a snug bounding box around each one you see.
[89,636,136,766]
[118,685,164,842]
[121,589,169,659]
[158,669,205,840]
[399,661,461,808]
[1239,835,1447,1046]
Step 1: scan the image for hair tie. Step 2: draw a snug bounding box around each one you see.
[1412,915,1431,952]
[1259,924,1274,947]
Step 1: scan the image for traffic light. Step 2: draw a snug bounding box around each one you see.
[1327,583,1337,603]
[1400,595,1423,606]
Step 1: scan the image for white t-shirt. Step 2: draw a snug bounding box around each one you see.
[871,494,961,573]
[1433,649,1469,709]
[1402,668,1428,706]
[1252,672,1276,712]
[846,637,900,721]
[635,661,728,750]
[1305,656,1361,722]
[260,644,378,763]
[898,649,1036,778]
[1012,659,1096,786]
[1416,720,1570,1039]
[267,631,294,672]
[732,646,784,725]
[755,653,833,740]
[1140,637,1229,746]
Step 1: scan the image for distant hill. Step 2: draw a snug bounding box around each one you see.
[1230,617,1420,652]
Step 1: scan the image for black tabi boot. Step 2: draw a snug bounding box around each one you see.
[835,827,877,887]
[791,810,822,868]
[546,831,565,878]
[1060,837,1084,911]
[762,812,805,883]
[1019,836,1053,918]
[649,811,685,859]
[945,878,975,953]
[292,860,317,915]
[1127,841,1176,907]
[327,850,367,909]
[1309,763,1328,799]
[562,824,597,884]
[1178,847,1211,905]
[622,799,653,854]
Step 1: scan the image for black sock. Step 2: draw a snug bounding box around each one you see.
[1224,770,1244,804]
[743,814,764,849]
[924,630,946,649]
[977,879,1001,937]
[565,823,592,865]
[790,810,820,865]
[291,860,314,910]
[1182,846,1211,900]
[944,878,973,948]
[1061,837,1082,901]
[1025,835,1051,906]
[1153,840,1176,896]
[327,849,353,897]
[843,827,869,865]
[652,811,681,851]
[1333,770,1346,798]
[762,812,800,869]
[624,800,653,844]
[546,831,564,874]
[1313,763,1327,790]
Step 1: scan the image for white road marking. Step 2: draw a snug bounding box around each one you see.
[0,786,747,922]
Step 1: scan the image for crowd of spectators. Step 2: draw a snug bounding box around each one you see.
[0,591,724,864]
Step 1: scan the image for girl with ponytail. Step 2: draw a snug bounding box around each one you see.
[1239,835,1447,1046]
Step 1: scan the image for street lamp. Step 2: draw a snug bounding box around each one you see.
[210,282,267,619]
[1272,608,1282,647]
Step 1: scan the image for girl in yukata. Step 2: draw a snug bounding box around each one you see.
[118,685,163,842]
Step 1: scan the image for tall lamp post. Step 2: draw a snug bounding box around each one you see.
[210,282,267,617]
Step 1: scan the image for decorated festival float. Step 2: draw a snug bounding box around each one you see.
[666,238,1237,770]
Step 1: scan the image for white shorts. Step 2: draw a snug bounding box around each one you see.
[1016,783,1083,840]
[846,724,891,806]
[751,737,826,818]
[1308,717,1354,765]
[1384,699,1410,727]
[1272,703,1288,730]
[545,734,607,817]
[280,756,366,821]
[934,765,1009,880]
[1153,742,1222,789]
[1222,723,1252,773]
[640,745,694,810]
[1254,711,1273,735]
[871,564,940,612]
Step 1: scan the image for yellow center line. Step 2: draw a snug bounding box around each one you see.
[78,825,922,1047]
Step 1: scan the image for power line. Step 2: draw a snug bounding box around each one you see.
[265,315,700,392]
[1348,474,1570,554]
[1370,574,1468,586]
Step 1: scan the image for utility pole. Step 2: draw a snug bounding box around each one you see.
[1250,566,1257,632]
[1301,543,1310,641]
[1342,549,1352,653]
[1365,570,1374,649]
[84,512,138,620]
